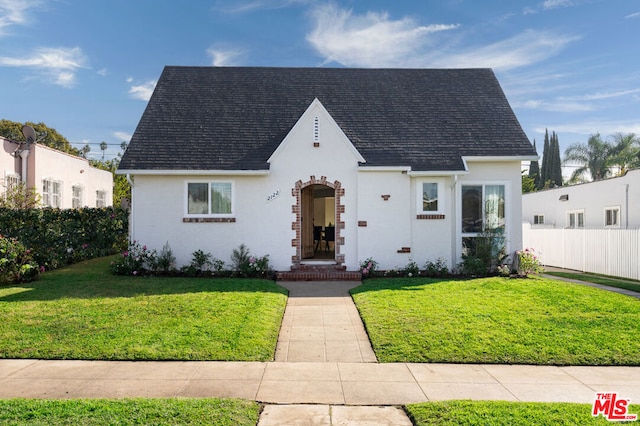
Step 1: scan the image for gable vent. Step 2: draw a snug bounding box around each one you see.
[313,116,320,143]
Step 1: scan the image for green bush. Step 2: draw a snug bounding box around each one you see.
[0,207,128,271]
[0,234,39,284]
[109,241,157,276]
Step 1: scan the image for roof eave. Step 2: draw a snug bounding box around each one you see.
[116,169,271,176]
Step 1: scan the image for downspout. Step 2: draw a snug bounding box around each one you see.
[126,174,135,242]
[19,149,30,183]
[451,174,459,267]
[624,184,629,229]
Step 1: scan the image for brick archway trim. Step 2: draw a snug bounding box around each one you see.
[291,175,345,268]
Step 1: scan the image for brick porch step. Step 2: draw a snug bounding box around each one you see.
[277,270,362,281]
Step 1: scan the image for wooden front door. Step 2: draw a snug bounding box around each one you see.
[301,186,314,258]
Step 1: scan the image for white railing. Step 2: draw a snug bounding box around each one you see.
[522,223,640,280]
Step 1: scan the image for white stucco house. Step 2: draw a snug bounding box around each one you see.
[118,67,537,277]
[522,169,640,229]
[1,136,113,209]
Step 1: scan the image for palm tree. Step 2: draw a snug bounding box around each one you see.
[99,141,108,160]
[609,133,640,175]
[563,133,613,182]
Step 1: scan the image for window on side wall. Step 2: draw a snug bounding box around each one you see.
[533,214,545,225]
[461,184,506,257]
[42,179,62,208]
[417,179,445,215]
[605,207,619,227]
[186,181,233,216]
[72,185,84,208]
[566,210,584,228]
[96,190,106,207]
[4,172,20,192]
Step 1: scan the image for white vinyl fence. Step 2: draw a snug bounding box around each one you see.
[522,223,640,280]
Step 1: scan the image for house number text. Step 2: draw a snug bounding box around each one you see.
[267,189,280,203]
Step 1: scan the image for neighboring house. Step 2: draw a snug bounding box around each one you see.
[118,67,537,273]
[1,136,113,208]
[522,169,640,229]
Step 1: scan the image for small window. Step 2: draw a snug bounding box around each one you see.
[417,179,445,214]
[96,190,106,208]
[42,179,62,208]
[72,185,84,208]
[4,172,20,191]
[567,210,584,228]
[187,181,233,216]
[605,207,619,227]
[533,214,545,225]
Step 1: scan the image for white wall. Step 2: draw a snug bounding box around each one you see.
[31,144,113,208]
[523,170,640,229]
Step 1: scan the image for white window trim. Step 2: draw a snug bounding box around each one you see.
[604,206,620,228]
[455,180,511,261]
[42,178,63,208]
[566,209,585,229]
[72,184,84,209]
[96,189,107,208]
[184,180,235,218]
[416,178,445,215]
[3,171,20,191]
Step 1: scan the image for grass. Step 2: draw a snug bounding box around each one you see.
[405,400,640,425]
[351,276,640,365]
[545,271,640,293]
[0,256,287,361]
[0,398,260,425]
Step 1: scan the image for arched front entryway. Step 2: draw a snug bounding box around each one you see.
[291,176,345,268]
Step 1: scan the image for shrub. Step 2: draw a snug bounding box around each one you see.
[360,257,378,278]
[404,259,420,277]
[154,241,176,273]
[230,244,271,278]
[110,241,157,276]
[424,258,449,277]
[516,248,544,277]
[0,234,39,284]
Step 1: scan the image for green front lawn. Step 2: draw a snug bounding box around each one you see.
[406,401,640,425]
[0,257,287,361]
[0,398,260,426]
[351,276,640,365]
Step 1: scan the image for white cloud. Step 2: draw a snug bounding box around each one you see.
[214,0,310,13]
[306,4,576,71]
[0,0,41,36]
[128,79,156,101]
[542,0,573,10]
[625,12,640,19]
[97,68,107,76]
[307,3,458,67]
[114,131,132,142]
[514,99,593,112]
[206,45,245,66]
[560,88,640,101]
[0,46,87,87]
[430,30,579,70]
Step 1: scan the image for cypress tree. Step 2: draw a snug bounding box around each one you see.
[550,131,563,186]
[540,129,550,188]
[528,139,540,189]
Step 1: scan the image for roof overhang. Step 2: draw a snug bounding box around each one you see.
[116,169,270,176]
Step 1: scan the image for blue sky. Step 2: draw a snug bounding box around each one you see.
[1,0,639,163]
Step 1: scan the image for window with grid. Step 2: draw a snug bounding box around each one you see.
[567,210,584,228]
[42,179,62,208]
[72,185,83,208]
[96,190,106,207]
[4,173,20,191]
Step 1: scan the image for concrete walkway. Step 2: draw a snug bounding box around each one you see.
[274,281,376,363]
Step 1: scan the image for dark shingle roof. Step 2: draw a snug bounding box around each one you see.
[119,67,536,172]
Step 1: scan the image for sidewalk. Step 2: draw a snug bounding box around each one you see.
[2,359,639,403]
